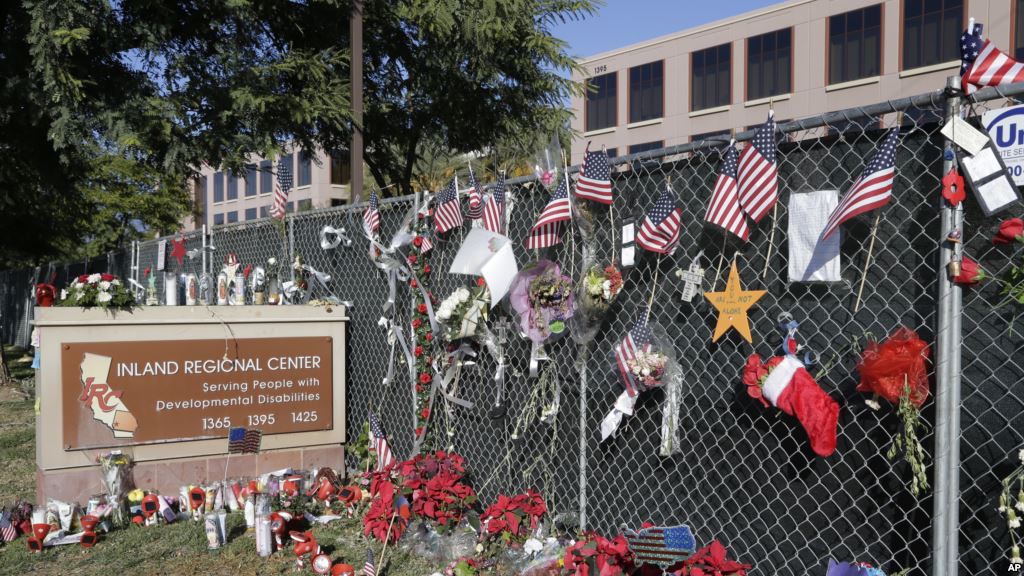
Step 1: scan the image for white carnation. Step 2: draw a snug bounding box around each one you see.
[73,282,83,290]
[99,281,111,291]
[111,279,121,286]
[97,292,112,303]
[437,309,451,321]
[87,273,101,283]
[457,287,470,302]
[523,538,543,555]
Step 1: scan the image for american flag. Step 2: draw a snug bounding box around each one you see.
[363,190,381,236]
[737,112,779,222]
[704,144,750,241]
[227,427,262,454]
[636,185,682,255]
[0,509,16,542]
[420,232,434,254]
[434,176,463,234]
[369,412,396,471]
[821,128,899,240]
[364,548,377,576]
[961,22,1024,94]
[525,174,571,249]
[483,171,506,234]
[614,311,653,397]
[466,165,484,219]
[624,524,696,569]
[575,142,613,204]
[270,156,293,220]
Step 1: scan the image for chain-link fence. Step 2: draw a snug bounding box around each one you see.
[2,79,1023,576]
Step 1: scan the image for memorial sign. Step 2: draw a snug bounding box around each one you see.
[62,337,334,450]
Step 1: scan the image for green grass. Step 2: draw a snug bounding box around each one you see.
[3,345,35,382]
[0,389,445,576]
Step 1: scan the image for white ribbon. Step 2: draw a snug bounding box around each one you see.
[600,391,637,441]
[319,225,352,250]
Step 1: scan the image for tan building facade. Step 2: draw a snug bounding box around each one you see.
[183,148,352,231]
[570,0,1023,164]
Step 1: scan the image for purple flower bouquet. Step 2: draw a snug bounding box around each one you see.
[509,260,575,343]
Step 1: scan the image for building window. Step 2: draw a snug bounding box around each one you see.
[195,176,207,218]
[903,0,962,70]
[213,213,224,226]
[605,148,618,159]
[298,199,313,212]
[586,72,617,131]
[330,150,351,186]
[628,141,664,155]
[245,164,257,197]
[1017,0,1024,60]
[259,159,273,194]
[226,171,238,200]
[260,206,269,218]
[691,130,732,143]
[226,211,238,223]
[297,150,312,187]
[330,198,349,207]
[828,5,882,85]
[213,172,224,203]
[692,43,731,111]
[628,61,663,123]
[747,29,791,101]
[286,201,295,213]
[244,207,257,221]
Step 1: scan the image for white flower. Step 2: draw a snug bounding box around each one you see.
[437,309,451,321]
[87,273,101,283]
[1019,448,1024,463]
[1016,501,1024,513]
[474,543,484,554]
[72,281,82,290]
[1011,518,1022,529]
[99,281,111,291]
[1000,505,1008,513]
[523,538,543,555]
[97,292,112,303]
[111,279,121,286]
[457,287,470,302]
[268,257,277,266]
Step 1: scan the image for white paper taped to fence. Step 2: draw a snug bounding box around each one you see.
[788,190,841,283]
[449,227,518,307]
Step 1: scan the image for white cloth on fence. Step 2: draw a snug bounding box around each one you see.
[788,190,841,282]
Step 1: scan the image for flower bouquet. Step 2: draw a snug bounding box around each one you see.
[59,273,135,310]
[571,262,624,344]
[479,490,547,556]
[400,452,476,532]
[97,451,134,527]
[997,447,1024,567]
[856,326,930,496]
[672,540,751,576]
[437,279,490,342]
[509,261,574,343]
[562,532,634,576]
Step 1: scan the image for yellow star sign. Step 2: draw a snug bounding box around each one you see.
[705,261,766,344]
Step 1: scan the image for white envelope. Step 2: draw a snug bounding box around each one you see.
[449,228,519,307]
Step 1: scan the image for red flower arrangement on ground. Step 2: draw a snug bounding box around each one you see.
[480,489,547,539]
[362,479,410,543]
[671,540,751,576]
[561,531,634,576]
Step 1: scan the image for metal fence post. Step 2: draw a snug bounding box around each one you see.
[932,75,963,576]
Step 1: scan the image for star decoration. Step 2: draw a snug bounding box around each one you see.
[704,261,766,344]
[170,236,187,267]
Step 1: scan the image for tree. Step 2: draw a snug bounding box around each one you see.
[349,0,597,196]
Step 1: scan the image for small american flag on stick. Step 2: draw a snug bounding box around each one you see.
[525,174,571,249]
[434,176,463,234]
[636,185,682,255]
[821,128,899,240]
[704,144,750,241]
[363,190,381,236]
[466,164,484,219]
[483,171,506,234]
[270,156,293,220]
[961,22,1024,94]
[614,311,653,397]
[0,508,17,542]
[364,548,377,576]
[737,112,779,223]
[228,427,262,454]
[369,412,396,471]
[575,142,613,204]
[624,524,696,569]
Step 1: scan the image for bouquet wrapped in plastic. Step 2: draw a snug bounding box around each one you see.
[509,260,575,344]
[571,258,624,344]
[436,279,490,343]
[97,451,133,527]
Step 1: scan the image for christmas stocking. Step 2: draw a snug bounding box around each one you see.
[757,355,839,457]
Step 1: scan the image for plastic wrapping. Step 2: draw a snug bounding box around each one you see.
[570,257,624,344]
[97,452,133,527]
[509,260,575,344]
[856,326,930,407]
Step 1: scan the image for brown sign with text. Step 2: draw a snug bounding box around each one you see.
[61,337,333,450]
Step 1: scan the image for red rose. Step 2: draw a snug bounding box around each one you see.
[421,407,430,419]
[419,372,431,384]
[410,278,418,288]
[414,236,423,247]
[993,218,1024,245]
[408,254,417,264]
[953,256,987,285]
[412,318,422,329]
[78,274,89,283]
[416,383,424,393]
[101,273,114,281]
[418,303,427,314]
[423,264,431,274]
[415,427,424,437]
[415,345,424,357]
[476,277,486,287]
[425,333,434,342]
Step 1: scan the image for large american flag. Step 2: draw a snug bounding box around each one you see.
[369,412,396,471]
[525,174,571,249]
[363,548,376,576]
[821,128,899,240]
[434,176,463,234]
[614,311,652,397]
[737,112,779,222]
[961,22,1024,94]
[227,427,262,454]
[625,524,696,569]
[466,165,483,219]
[483,171,506,234]
[636,186,682,255]
[575,142,613,204]
[704,144,750,241]
[270,156,293,220]
[363,190,381,236]
[0,508,16,542]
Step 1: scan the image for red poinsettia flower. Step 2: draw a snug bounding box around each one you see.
[671,540,751,576]
[563,532,634,576]
[481,494,522,536]
[362,480,407,543]
[953,256,987,285]
[993,217,1024,245]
